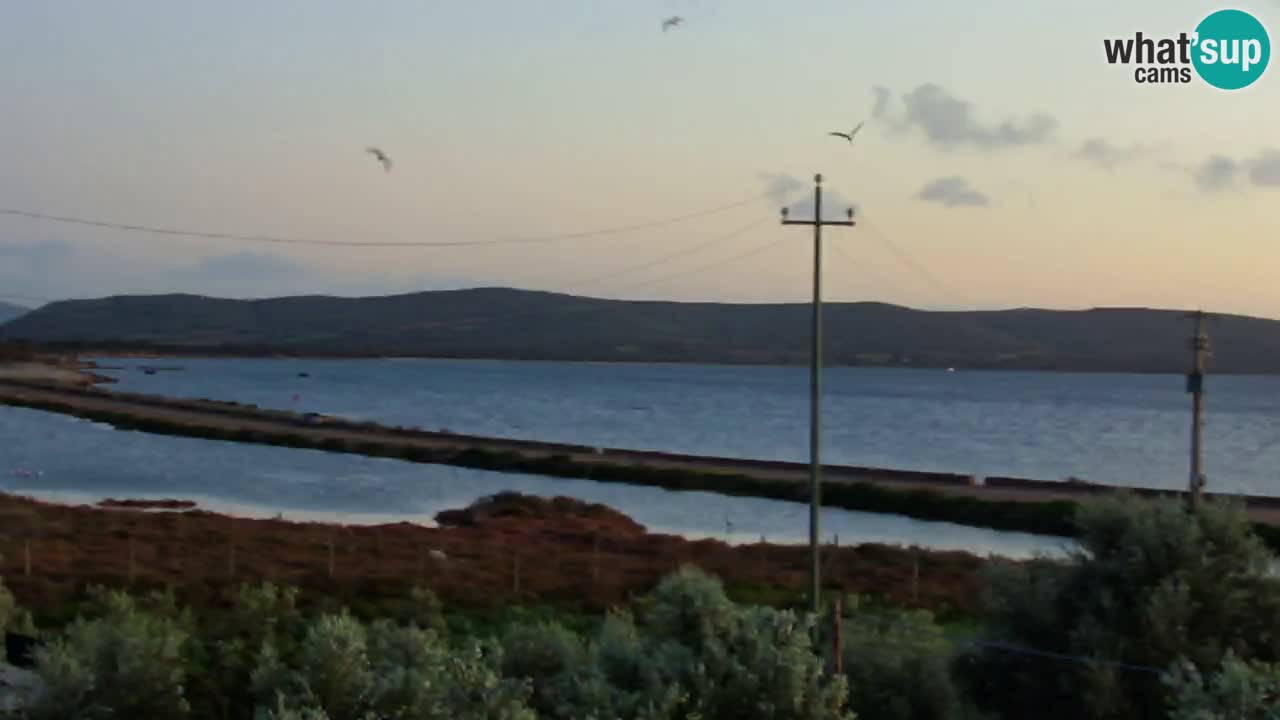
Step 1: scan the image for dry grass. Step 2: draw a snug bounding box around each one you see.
[0,491,988,621]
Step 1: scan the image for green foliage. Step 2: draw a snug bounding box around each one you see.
[637,566,853,720]
[28,589,191,720]
[1165,652,1280,719]
[0,575,31,635]
[839,598,958,720]
[961,495,1280,720]
[249,611,536,720]
[0,575,13,631]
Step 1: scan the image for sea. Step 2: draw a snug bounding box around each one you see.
[4,357,1279,558]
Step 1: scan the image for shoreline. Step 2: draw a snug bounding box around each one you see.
[16,345,1275,376]
[4,367,1280,548]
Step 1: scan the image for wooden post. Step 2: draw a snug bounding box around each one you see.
[593,533,601,582]
[759,535,767,582]
[128,536,136,583]
[23,538,31,577]
[228,519,237,579]
[512,552,521,595]
[417,543,425,580]
[327,538,336,579]
[911,553,920,604]
[832,594,844,675]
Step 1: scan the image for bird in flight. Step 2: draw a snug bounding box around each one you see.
[365,147,392,172]
[661,16,683,32]
[829,121,865,144]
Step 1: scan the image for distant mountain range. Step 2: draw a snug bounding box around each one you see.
[1,288,1276,373]
[0,301,29,325]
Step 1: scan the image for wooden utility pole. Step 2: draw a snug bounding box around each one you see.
[1186,310,1210,510]
[781,173,855,614]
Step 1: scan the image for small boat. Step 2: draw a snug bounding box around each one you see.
[946,367,956,373]
[297,372,310,378]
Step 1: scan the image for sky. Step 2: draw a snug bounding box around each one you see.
[1,1,1278,316]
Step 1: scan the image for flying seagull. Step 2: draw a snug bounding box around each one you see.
[365,147,392,172]
[661,16,683,32]
[829,121,865,144]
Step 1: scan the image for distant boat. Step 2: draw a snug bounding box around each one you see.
[946,367,956,373]
[297,372,310,378]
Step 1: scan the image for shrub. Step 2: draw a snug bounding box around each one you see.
[641,565,737,651]
[28,590,191,720]
[961,495,1280,720]
[1165,652,1280,719]
[840,598,958,720]
[0,573,37,642]
[500,621,612,718]
[250,611,536,720]
[639,566,853,720]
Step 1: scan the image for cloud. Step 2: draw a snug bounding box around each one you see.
[1192,154,1238,192]
[915,176,991,208]
[1247,149,1280,188]
[873,83,1057,151]
[1074,138,1146,170]
[870,85,892,120]
[758,172,806,206]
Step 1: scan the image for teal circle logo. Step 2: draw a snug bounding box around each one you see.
[1192,9,1270,90]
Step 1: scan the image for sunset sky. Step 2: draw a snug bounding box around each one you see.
[1,0,1278,316]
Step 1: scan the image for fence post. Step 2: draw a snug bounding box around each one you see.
[128,535,136,583]
[327,537,336,579]
[512,552,521,596]
[593,533,601,583]
[759,535,767,582]
[832,594,844,675]
[226,518,237,579]
[911,552,920,604]
[24,538,31,577]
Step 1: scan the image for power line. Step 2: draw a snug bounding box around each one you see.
[608,232,784,294]
[0,191,769,249]
[858,218,963,308]
[561,217,770,292]
[0,218,777,335]
[836,613,1165,676]
[828,241,894,302]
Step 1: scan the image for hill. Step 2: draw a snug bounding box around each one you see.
[0,300,28,324]
[1,288,1276,373]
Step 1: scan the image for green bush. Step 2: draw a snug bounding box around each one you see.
[500,621,613,718]
[249,611,536,720]
[637,566,853,720]
[839,598,958,720]
[960,494,1280,720]
[1164,652,1280,719]
[28,589,191,720]
[0,575,36,636]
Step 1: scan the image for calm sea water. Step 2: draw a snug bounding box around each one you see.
[0,405,1064,558]
[96,357,1280,495]
[3,357,1277,558]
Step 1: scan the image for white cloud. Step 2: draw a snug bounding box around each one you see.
[915,176,991,208]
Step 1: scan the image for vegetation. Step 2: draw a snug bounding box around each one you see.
[958,494,1280,720]
[5,495,1280,718]
[7,288,1280,372]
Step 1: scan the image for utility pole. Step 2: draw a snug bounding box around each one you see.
[1186,310,1210,510]
[781,173,855,614]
